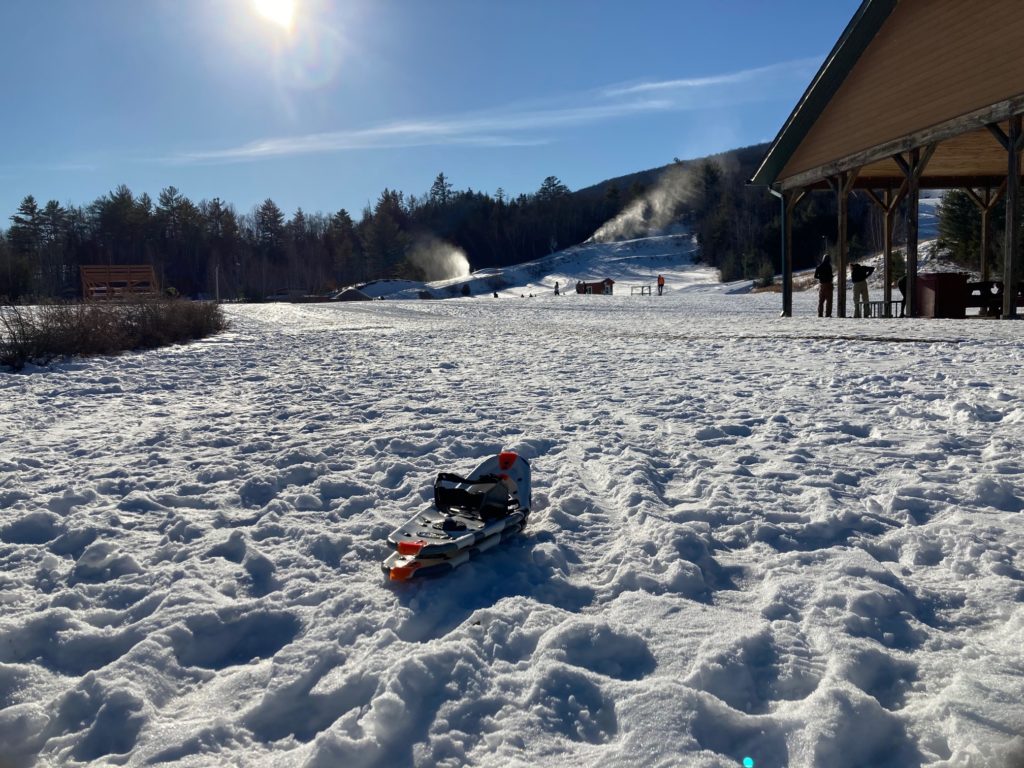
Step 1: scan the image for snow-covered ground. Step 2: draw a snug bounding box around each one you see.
[2,239,1023,768]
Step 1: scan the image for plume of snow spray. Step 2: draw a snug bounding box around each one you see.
[408,234,471,281]
[589,157,730,243]
[589,164,695,243]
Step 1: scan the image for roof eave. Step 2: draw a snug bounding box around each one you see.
[749,0,897,187]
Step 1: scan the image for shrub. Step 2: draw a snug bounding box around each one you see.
[0,299,228,371]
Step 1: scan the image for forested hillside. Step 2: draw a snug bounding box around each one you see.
[0,144,883,301]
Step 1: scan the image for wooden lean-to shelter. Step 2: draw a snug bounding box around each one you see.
[80,265,159,301]
[750,0,1024,318]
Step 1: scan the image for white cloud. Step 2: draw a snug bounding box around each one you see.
[602,56,822,97]
[170,57,819,165]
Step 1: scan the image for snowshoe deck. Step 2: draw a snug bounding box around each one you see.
[387,507,526,559]
[382,520,525,581]
[383,451,531,581]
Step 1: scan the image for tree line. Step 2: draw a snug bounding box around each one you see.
[0,175,623,301]
[2,143,924,302]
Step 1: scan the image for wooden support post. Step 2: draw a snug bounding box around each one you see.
[963,181,1006,283]
[782,189,805,317]
[981,206,991,282]
[893,144,936,317]
[1005,116,1022,318]
[906,151,920,318]
[836,177,849,318]
[831,170,858,317]
[986,118,1024,318]
[864,182,907,316]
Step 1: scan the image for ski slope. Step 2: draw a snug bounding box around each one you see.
[361,232,725,301]
[1,239,1023,768]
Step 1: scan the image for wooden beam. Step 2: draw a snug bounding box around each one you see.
[892,153,911,178]
[776,94,1024,191]
[783,189,806,318]
[893,145,935,318]
[863,188,885,210]
[906,151,920,318]
[798,175,1010,192]
[1004,116,1021,318]
[834,169,858,317]
[913,144,938,182]
[962,187,984,208]
[987,123,1010,151]
[962,181,1006,281]
[883,188,895,311]
[982,206,992,283]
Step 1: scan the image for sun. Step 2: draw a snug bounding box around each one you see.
[253,0,296,30]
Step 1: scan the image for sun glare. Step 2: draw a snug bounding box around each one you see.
[253,0,296,30]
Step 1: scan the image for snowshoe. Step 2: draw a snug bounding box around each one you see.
[383,451,531,581]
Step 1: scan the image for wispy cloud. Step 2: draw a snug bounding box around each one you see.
[170,57,818,165]
[171,99,673,164]
[602,56,822,97]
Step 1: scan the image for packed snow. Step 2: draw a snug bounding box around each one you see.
[1,236,1023,768]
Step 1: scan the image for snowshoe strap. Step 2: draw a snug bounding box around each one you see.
[434,472,519,520]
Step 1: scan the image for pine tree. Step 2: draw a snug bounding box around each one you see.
[429,173,453,206]
[536,176,570,202]
[8,195,43,257]
[328,209,359,284]
[937,189,982,267]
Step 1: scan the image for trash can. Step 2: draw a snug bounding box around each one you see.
[915,272,967,318]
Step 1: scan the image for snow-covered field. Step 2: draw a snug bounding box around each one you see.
[2,243,1024,767]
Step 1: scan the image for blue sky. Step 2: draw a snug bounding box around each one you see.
[0,0,860,222]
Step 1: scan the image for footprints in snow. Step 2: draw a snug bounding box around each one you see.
[687,622,824,716]
[169,608,300,670]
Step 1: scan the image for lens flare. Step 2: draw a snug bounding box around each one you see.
[253,0,296,30]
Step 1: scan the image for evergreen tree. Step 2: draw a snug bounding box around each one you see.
[363,191,407,278]
[536,176,570,202]
[937,189,982,267]
[8,195,43,257]
[328,208,360,283]
[429,173,453,206]
[255,199,286,295]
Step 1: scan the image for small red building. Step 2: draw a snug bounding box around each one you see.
[575,278,615,295]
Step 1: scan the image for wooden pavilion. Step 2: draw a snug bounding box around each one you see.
[750,0,1024,318]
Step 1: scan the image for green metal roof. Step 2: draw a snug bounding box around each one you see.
[749,0,897,187]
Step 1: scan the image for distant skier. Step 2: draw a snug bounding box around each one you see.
[850,263,875,317]
[814,255,834,317]
[657,274,666,295]
[554,281,560,296]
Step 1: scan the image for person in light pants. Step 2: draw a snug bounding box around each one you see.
[850,263,875,317]
[813,255,833,317]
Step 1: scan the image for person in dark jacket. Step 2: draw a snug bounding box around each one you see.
[851,263,876,317]
[813,255,834,317]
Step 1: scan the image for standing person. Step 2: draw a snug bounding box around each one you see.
[813,255,834,317]
[657,274,666,295]
[554,281,560,296]
[850,262,875,317]
[897,274,907,317]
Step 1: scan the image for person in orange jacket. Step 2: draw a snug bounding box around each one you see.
[657,274,666,295]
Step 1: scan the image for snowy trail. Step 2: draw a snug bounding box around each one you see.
[1,290,1023,767]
